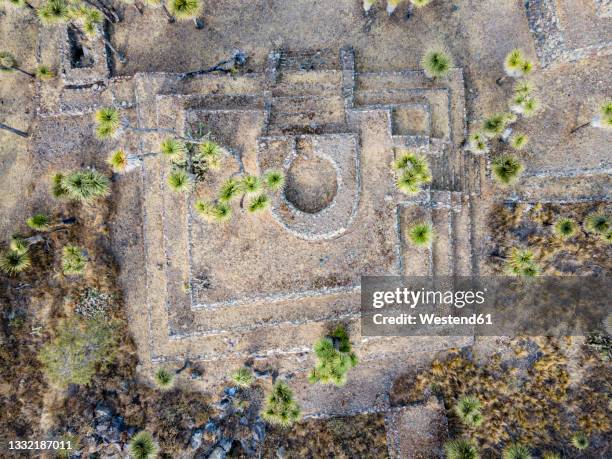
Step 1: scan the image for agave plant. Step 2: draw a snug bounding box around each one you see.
[231,367,253,388]
[583,212,609,235]
[467,132,490,155]
[571,433,589,450]
[263,169,285,191]
[407,222,433,247]
[394,151,432,195]
[308,325,358,387]
[505,247,540,276]
[240,175,262,195]
[499,49,533,84]
[61,245,87,275]
[482,113,514,138]
[160,137,187,160]
[27,214,50,231]
[38,0,70,25]
[247,194,269,213]
[94,107,121,140]
[167,170,191,193]
[0,51,36,78]
[59,170,111,202]
[153,368,175,390]
[218,178,240,202]
[0,250,32,275]
[444,439,480,459]
[10,236,29,255]
[502,444,532,459]
[128,431,158,459]
[491,155,523,186]
[194,200,231,223]
[107,150,128,173]
[513,79,534,97]
[421,48,453,79]
[553,217,577,239]
[36,65,55,80]
[509,133,528,150]
[454,396,483,427]
[261,382,301,427]
[510,94,539,118]
[166,0,203,27]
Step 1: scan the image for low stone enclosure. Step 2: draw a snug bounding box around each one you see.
[32,21,610,426]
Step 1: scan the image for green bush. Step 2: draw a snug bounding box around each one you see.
[454,395,483,427]
[394,150,432,195]
[407,222,434,247]
[571,432,589,450]
[444,439,480,459]
[94,107,121,140]
[421,48,453,79]
[128,431,158,459]
[62,245,88,275]
[491,155,524,186]
[154,368,175,390]
[502,444,531,459]
[247,194,269,213]
[0,250,31,275]
[39,316,118,387]
[53,170,111,202]
[231,367,254,388]
[553,217,577,239]
[308,325,358,387]
[505,247,540,277]
[27,213,50,231]
[261,382,301,427]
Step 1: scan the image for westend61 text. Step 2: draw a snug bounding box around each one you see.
[372,313,493,326]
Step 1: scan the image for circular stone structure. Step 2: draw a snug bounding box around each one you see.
[285,154,338,214]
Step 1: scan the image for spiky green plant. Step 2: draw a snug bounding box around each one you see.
[61,170,111,202]
[308,325,358,387]
[35,65,55,80]
[553,217,577,239]
[166,0,202,20]
[107,149,128,173]
[263,169,285,191]
[10,236,29,255]
[160,138,186,159]
[503,49,532,78]
[240,175,262,195]
[167,170,191,193]
[62,245,87,275]
[194,200,231,223]
[247,194,269,213]
[519,97,539,118]
[541,453,560,459]
[571,432,589,450]
[94,107,120,139]
[467,132,490,154]
[505,247,540,277]
[491,155,523,186]
[0,51,18,72]
[593,100,612,129]
[51,173,69,199]
[386,0,400,14]
[482,113,513,138]
[454,396,483,427]
[38,0,69,24]
[153,368,175,390]
[583,212,610,235]
[603,230,612,244]
[444,439,480,459]
[410,0,432,6]
[407,222,433,247]
[394,151,431,195]
[0,250,31,275]
[502,444,531,459]
[261,382,301,427]
[513,80,534,96]
[218,178,240,202]
[199,140,221,157]
[421,48,453,79]
[27,213,50,231]
[509,133,528,150]
[231,367,253,388]
[128,431,158,459]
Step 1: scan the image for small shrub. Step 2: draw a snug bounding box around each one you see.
[62,245,87,275]
[571,432,589,450]
[51,173,69,199]
[583,212,609,235]
[394,150,431,195]
[199,140,221,158]
[74,288,114,318]
[240,174,262,195]
[513,79,533,96]
[167,0,203,20]
[10,236,28,255]
[0,250,31,275]
[247,194,270,213]
[444,439,480,459]
[502,444,531,459]
[541,452,560,459]
[454,395,483,427]
[128,431,158,459]
[107,149,128,173]
[195,200,232,223]
[167,170,191,193]
[308,325,358,387]
[505,247,540,277]
[509,133,528,150]
[421,48,453,79]
[94,107,120,139]
[467,132,490,154]
[160,138,186,159]
[491,155,523,186]
[218,178,241,202]
[231,367,254,388]
[553,217,577,239]
[407,222,433,247]
[482,113,514,138]
[592,100,612,129]
[503,49,532,78]
[27,213,50,231]
[38,0,70,25]
[39,316,118,387]
[154,368,175,390]
[36,65,55,80]
[263,169,285,191]
[58,169,111,202]
[261,382,301,427]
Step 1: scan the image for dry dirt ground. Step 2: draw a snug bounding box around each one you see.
[0,0,610,448]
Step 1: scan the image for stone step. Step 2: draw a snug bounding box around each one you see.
[277,50,340,71]
[272,70,343,97]
[267,117,347,135]
[269,94,344,114]
[356,70,440,92]
[451,192,472,276]
[163,93,265,111]
[158,73,264,97]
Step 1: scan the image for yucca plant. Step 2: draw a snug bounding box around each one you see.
[386,0,400,15]
[153,367,175,390]
[0,51,36,78]
[510,94,539,118]
[38,0,70,25]
[0,250,31,275]
[444,439,480,459]
[128,431,158,459]
[584,212,609,234]
[502,444,531,459]
[167,170,191,193]
[261,382,301,427]
[513,79,533,97]
[591,100,612,129]
[491,155,523,186]
[199,139,221,157]
[10,236,29,255]
[218,177,240,202]
[509,133,528,150]
[160,137,186,160]
[308,325,358,387]
[553,217,577,239]
[194,200,231,223]
[498,49,533,84]
[407,222,433,247]
[240,175,262,195]
[603,230,612,244]
[231,367,253,388]
[247,194,269,213]
[107,149,127,173]
[505,247,540,277]
[60,170,111,202]
[166,0,203,28]
[467,132,490,155]
[394,151,432,195]
[454,396,483,427]
[94,107,121,140]
[541,452,560,459]
[27,214,50,231]
[35,65,55,80]
[482,113,514,138]
[75,8,127,63]
[62,245,87,275]
[421,48,453,79]
[263,169,285,191]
